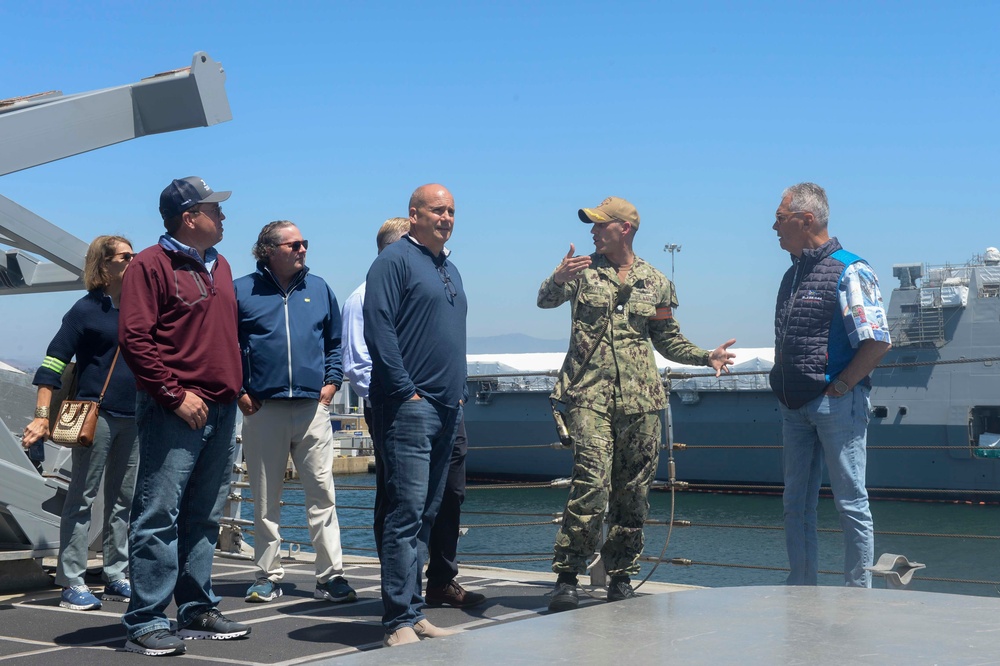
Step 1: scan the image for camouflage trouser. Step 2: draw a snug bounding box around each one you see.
[552,406,660,577]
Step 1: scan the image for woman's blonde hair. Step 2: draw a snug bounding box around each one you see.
[83,235,132,291]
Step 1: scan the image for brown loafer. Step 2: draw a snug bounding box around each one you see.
[425,580,487,609]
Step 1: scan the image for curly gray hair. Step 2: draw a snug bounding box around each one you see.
[252,220,297,262]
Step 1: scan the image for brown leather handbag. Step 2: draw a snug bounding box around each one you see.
[50,349,119,448]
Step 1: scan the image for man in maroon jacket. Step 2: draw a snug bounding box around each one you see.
[119,176,249,657]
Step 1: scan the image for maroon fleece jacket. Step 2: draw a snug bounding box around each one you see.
[119,243,241,410]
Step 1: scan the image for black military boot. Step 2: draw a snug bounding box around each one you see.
[548,573,579,612]
[607,576,636,602]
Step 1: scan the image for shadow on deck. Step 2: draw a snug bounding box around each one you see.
[4,553,1000,664]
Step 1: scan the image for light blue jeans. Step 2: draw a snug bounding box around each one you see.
[55,411,138,588]
[372,397,461,633]
[780,386,873,587]
[122,391,236,639]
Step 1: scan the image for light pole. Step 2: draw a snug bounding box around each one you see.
[663,243,682,282]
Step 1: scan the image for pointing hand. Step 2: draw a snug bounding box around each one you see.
[553,243,592,285]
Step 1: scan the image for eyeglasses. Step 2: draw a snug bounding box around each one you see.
[191,204,223,217]
[114,251,136,262]
[437,265,457,299]
[277,240,309,252]
[775,211,803,223]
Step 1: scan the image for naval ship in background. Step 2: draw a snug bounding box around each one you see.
[461,250,1000,501]
[2,47,998,578]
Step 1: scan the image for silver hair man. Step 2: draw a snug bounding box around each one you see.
[782,182,830,227]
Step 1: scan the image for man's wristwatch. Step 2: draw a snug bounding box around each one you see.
[34,406,50,419]
[832,379,850,396]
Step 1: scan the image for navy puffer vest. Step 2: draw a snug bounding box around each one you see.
[770,237,865,409]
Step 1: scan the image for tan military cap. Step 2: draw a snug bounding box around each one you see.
[578,196,640,227]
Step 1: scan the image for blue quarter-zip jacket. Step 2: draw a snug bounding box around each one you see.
[235,263,343,401]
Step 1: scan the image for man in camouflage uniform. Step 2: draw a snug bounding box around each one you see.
[538,196,735,611]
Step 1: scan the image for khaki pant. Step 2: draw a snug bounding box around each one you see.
[242,399,345,583]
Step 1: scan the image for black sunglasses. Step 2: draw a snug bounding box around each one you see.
[437,265,457,299]
[277,240,309,252]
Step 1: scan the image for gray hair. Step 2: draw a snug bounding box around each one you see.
[377,217,410,253]
[782,182,829,227]
[252,220,297,262]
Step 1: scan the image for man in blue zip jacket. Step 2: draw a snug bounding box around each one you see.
[235,221,357,605]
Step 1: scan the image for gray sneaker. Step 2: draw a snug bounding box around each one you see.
[178,608,251,640]
[125,629,186,656]
[314,576,357,603]
[245,577,282,603]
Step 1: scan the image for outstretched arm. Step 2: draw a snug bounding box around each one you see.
[708,338,737,377]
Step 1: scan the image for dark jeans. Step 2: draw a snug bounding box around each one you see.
[367,408,467,587]
[122,391,237,639]
[370,397,461,632]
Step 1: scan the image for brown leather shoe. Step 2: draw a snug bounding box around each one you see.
[414,619,457,638]
[383,626,420,647]
[425,580,487,608]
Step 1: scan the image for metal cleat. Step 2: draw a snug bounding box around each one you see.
[867,553,926,588]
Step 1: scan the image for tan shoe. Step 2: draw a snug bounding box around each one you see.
[413,619,456,638]
[383,626,420,647]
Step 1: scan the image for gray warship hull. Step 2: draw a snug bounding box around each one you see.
[463,256,1000,500]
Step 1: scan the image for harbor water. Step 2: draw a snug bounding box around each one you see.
[241,472,1000,599]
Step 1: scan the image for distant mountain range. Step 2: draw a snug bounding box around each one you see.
[467,333,567,354]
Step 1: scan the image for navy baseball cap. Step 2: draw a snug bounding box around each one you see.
[159,176,231,220]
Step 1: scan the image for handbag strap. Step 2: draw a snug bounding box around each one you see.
[97,348,120,407]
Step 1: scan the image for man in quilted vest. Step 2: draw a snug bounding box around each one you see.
[770,182,892,587]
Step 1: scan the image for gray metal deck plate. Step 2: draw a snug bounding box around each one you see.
[3,556,999,664]
[333,585,1000,665]
[0,555,689,663]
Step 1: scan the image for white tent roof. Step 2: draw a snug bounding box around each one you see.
[467,348,773,374]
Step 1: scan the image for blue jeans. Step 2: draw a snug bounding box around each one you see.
[371,407,469,588]
[372,397,461,632]
[123,391,236,639]
[55,411,138,588]
[780,386,873,587]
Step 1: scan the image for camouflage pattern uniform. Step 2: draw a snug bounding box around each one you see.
[538,253,711,577]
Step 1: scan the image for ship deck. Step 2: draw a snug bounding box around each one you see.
[2,553,1000,664]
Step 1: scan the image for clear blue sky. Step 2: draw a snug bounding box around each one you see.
[1,1,998,364]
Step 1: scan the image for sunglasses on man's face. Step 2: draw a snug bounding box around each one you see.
[277,240,309,252]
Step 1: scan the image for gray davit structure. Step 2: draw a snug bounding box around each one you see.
[0,52,231,588]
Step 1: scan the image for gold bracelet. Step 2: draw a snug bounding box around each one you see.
[34,406,50,419]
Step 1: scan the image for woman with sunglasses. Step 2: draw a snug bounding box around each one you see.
[22,235,140,612]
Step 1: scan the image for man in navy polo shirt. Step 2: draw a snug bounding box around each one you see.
[364,184,468,647]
